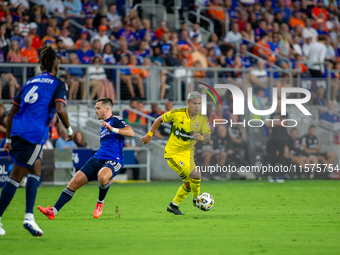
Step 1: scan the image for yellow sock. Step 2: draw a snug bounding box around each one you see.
[173,184,191,205]
[190,179,201,198]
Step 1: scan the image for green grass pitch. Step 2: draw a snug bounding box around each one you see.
[1,180,340,255]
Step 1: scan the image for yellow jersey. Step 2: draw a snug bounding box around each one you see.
[162,108,211,158]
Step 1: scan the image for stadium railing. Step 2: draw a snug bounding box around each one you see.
[0,63,319,103]
[173,0,182,30]
[183,10,214,35]
[133,3,168,30]
[196,6,230,36]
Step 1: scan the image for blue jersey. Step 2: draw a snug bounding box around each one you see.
[11,72,68,145]
[94,115,128,165]
[76,49,94,64]
[240,56,252,68]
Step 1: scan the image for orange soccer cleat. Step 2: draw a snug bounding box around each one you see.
[38,206,55,220]
[93,202,104,218]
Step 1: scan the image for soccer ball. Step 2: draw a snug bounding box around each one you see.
[197,193,214,211]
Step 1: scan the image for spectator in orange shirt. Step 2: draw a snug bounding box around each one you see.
[129,54,147,79]
[41,26,56,49]
[208,0,226,37]
[289,10,305,28]
[20,35,38,63]
[75,29,90,49]
[154,20,169,40]
[312,0,328,21]
[295,54,310,77]
[253,33,272,60]
[180,44,193,67]
[193,60,205,82]
[27,22,41,49]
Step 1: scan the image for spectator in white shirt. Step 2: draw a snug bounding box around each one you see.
[325,35,336,61]
[91,25,110,50]
[107,4,122,30]
[174,58,193,92]
[19,11,30,37]
[59,27,77,50]
[10,0,29,9]
[46,0,65,17]
[292,34,303,56]
[249,60,269,89]
[330,23,340,43]
[302,19,318,42]
[307,35,327,77]
[223,23,242,48]
[302,36,313,56]
[189,23,202,43]
[88,57,116,100]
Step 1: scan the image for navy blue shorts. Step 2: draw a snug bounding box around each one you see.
[80,157,123,182]
[9,135,42,170]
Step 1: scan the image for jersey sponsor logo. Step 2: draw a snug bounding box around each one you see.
[174,129,191,141]
[100,128,111,139]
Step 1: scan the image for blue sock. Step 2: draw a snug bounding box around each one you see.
[54,187,75,212]
[0,178,20,217]
[98,182,110,203]
[25,174,40,214]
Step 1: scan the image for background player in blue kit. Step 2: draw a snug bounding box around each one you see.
[0,46,72,237]
[38,97,134,219]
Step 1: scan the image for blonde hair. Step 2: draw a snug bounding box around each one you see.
[9,40,20,55]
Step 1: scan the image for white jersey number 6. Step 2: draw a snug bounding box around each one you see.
[24,86,39,104]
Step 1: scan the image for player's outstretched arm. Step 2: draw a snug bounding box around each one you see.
[140,116,163,145]
[56,102,73,140]
[101,121,134,137]
[3,104,20,153]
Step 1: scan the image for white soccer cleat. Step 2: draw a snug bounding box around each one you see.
[23,218,43,237]
[0,223,5,236]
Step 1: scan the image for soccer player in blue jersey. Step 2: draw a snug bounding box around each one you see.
[38,97,134,219]
[0,46,72,237]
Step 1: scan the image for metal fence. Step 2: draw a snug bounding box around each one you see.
[0,62,334,105]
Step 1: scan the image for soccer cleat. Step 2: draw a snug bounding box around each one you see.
[93,202,104,218]
[193,198,199,208]
[0,223,6,236]
[23,218,43,237]
[167,203,184,215]
[38,205,55,220]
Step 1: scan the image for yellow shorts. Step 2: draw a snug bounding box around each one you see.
[166,155,196,182]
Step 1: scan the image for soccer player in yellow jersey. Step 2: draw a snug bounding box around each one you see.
[140,92,211,215]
